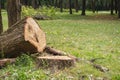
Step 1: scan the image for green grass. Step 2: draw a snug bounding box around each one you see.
[0,11,120,80]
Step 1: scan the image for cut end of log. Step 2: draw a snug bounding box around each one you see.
[36,56,76,70]
[24,17,46,52]
[0,17,46,58]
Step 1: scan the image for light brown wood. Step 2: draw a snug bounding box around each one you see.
[36,56,76,70]
[0,17,46,58]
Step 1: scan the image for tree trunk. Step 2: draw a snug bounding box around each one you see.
[69,0,72,14]
[59,0,63,12]
[74,0,78,12]
[115,0,118,14]
[118,0,120,18]
[55,0,58,8]
[32,0,39,9]
[92,0,95,13]
[0,0,3,34]
[111,0,114,15]
[7,0,21,27]
[0,17,46,58]
[81,0,86,15]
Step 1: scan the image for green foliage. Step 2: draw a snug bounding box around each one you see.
[112,74,120,80]
[15,54,33,67]
[38,6,57,18]
[22,6,37,17]
[22,6,57,18]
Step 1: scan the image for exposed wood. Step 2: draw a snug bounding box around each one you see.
[0,17,46,58]
[7,0,21,27]
[36,56,76,71]
[0,58,16,68]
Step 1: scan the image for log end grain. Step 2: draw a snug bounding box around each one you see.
[36,56,76,70]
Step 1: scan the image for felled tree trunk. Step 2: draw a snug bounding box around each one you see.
[0,17,46,58]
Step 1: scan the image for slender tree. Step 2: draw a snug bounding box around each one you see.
[115,0,118,14]
[0,0,3,34]
[69,0,72,14]
[7,0,21,27]
[60,0,63,12]
[32,0,39,9]
[118,0,120,18]
[111,0,114,15]
[92,0,95,13]
[81,0,86,15]
[75,0,78,12]
[55,0,58,8]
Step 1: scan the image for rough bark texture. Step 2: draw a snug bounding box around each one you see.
[81,0,86,15]
[0,0,3,34]
[36,56,76,70]
[0,17,46,58]
[7,0,21,27]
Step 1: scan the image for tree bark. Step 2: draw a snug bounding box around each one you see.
[0,17,46,58]
[0,0,3,34]
[69,0,72,14]
[81,0,86,15]
[7,0,21,27]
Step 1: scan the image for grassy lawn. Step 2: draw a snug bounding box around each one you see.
[0,11,120,80]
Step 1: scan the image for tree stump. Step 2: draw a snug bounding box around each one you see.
[36,56,76,70]
[0,17,46,58]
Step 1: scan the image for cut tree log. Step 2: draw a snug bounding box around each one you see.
[0,17,46,58]
[36,56,76,71]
